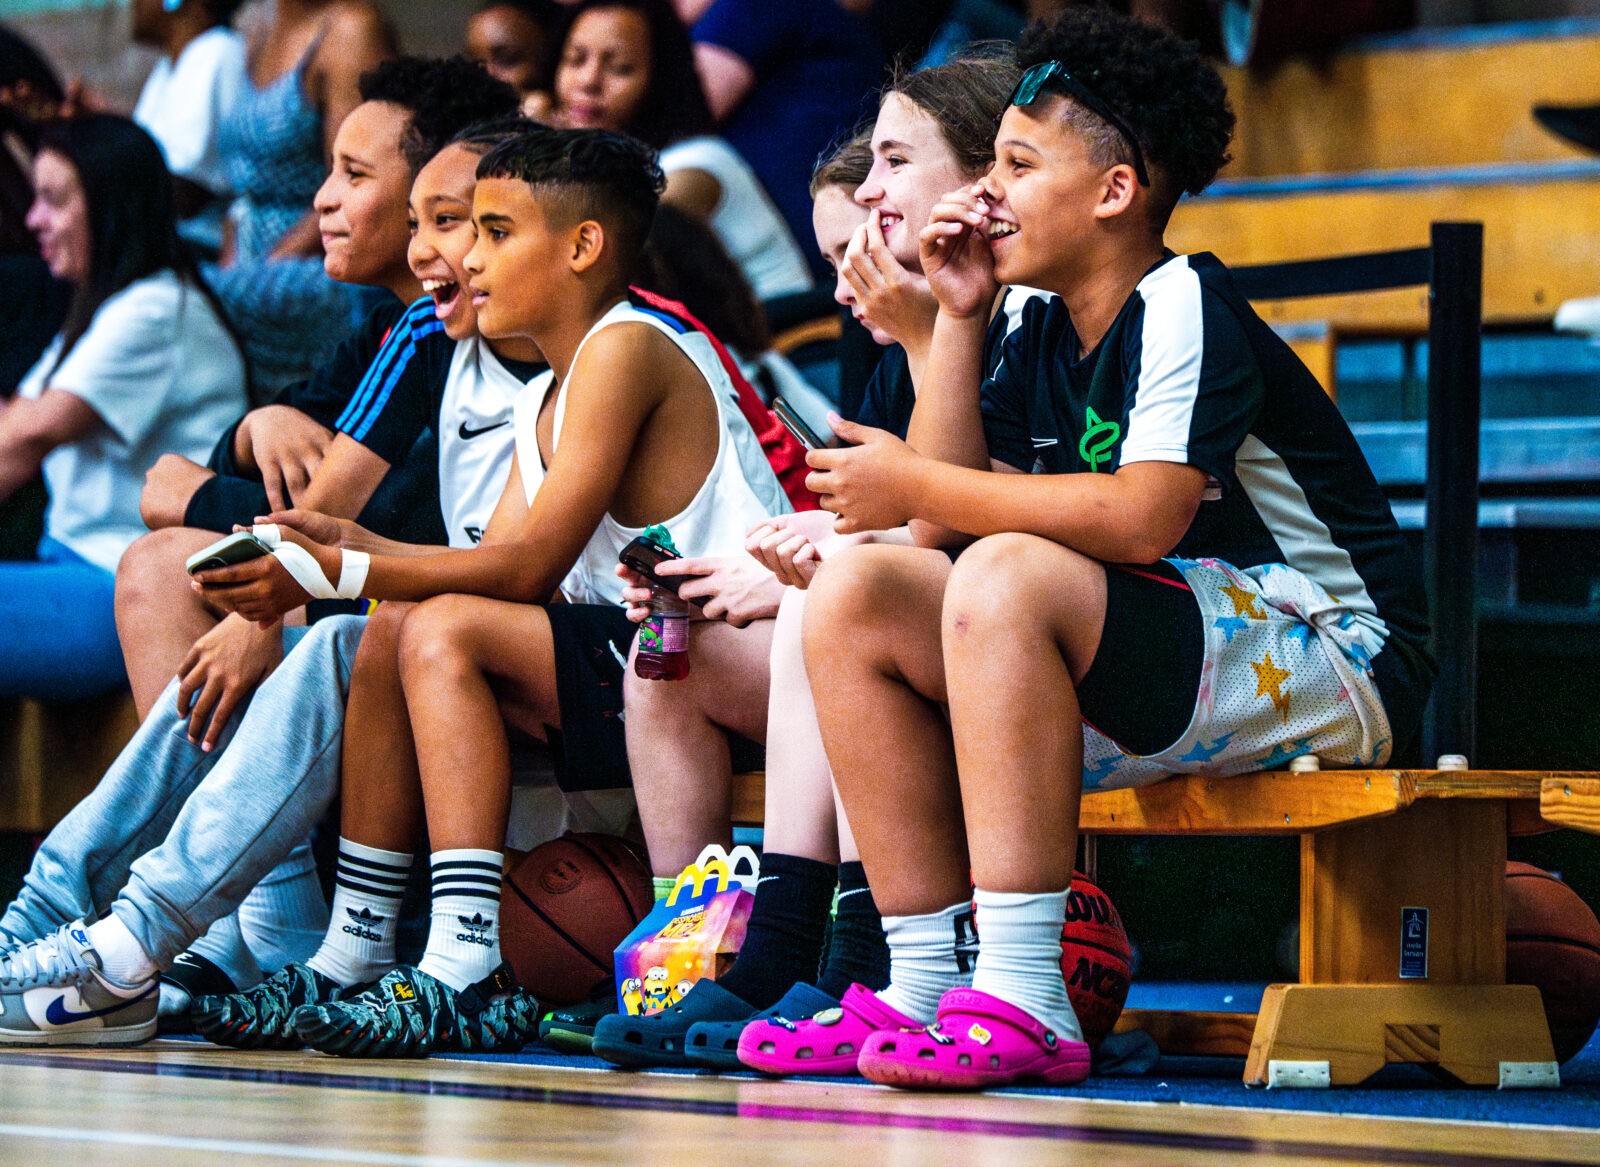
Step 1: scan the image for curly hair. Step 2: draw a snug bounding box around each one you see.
[478,126,665,268]
[359,57,521,176]
[1016,7,1233,220]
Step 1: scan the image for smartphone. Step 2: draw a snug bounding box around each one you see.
[185,530,273,575]
[618,533,706,607]
[772,397,837,452]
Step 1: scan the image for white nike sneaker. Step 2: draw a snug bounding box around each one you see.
[0,921,157,1045]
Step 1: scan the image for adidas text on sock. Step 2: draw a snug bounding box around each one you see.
[417,848,504,993]
[306,839,411,987]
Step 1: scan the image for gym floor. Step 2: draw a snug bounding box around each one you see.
[2,998,1595,1167]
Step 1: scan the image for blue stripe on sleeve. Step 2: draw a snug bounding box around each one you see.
[335,299,438,435]
[347,316,448,442]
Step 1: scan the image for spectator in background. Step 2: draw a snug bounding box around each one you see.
[207,0,394,397]
[554,0,813,300]
[681,0,884,280]
[0,27,70,399]
[0,115,246,700]
[131,0,250,257]
[465,0,566,116]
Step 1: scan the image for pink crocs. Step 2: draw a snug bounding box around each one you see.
[857,988,1091,1090]
[737,983,921,1076]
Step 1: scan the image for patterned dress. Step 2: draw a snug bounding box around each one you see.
[208,29,378,399]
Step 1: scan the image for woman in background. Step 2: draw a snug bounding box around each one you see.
[208,0,392,396]
[553,0,813,300]
[0,115,247,699]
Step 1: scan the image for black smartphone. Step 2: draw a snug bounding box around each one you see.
[618,533,706,607]
[185,530,273,575]
[772,396,837,452]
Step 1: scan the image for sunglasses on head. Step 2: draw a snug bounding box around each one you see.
[1009,60,1150,188]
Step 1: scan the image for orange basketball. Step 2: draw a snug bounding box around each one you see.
[1505,861,1600,1062]
[502,832,654,1006]
[1061,870,1133,1046]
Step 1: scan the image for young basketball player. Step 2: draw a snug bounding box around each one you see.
[791,8,1435,1089]
[193,127,790,1057]
[0,119,544,1048]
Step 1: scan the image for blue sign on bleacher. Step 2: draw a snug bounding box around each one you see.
[1400,907,1429,979]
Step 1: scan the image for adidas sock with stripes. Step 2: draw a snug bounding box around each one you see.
[969,887,1083,1042]
[876,899,978,1024]
[417,849,504,993]
[305,839,412,988]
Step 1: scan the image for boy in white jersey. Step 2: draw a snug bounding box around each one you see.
[788,8,1435,1090]
[193,127,788,1057]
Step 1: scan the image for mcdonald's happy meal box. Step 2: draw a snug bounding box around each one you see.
[614,845,759,1016]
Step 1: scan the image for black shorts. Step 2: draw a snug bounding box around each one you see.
[544,602,767,791]
[546,602,636,792]
[1076,560,1205,756]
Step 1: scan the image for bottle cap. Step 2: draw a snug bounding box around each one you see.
[642,524,678,555]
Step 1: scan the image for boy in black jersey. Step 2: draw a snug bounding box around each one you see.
[789,9,1435,1090]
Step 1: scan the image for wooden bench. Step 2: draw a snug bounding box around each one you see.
[733,765,1599,1087]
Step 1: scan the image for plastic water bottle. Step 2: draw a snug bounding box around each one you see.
[634,525,690,681]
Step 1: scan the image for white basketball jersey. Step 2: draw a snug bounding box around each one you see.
[437,337,529,547]
[513,298,790,606]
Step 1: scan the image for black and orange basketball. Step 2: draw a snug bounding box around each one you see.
[1061,870,1132,1046]
[1505,861,1600,1062]
[502,832,654,1006]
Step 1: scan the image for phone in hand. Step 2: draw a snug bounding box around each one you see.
[618,533,706,607]
[772,397,838,452]
[185,530,273,575]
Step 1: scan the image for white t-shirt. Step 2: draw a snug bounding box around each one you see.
[513,298,790,606]
[132,26,248,197]
[18,270,248,572]
[659,136,813,301]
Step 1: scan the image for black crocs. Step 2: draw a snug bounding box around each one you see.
[683,981,839,1070]
[591,979,754,1068]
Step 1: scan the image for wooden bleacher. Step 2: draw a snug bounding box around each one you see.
[1169,20,1600,345]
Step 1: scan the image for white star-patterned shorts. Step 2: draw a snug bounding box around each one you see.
[1080,557,1394,792]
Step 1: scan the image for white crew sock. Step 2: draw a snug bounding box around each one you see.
[875,899,977,1024]
[305,838,412,987]
[417,849,504,993]
[970,887,1083,1042]
[86,915,158,986]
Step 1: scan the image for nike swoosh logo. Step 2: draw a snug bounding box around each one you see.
[44,983,156,1026]
[1031,437,1059,448]
[458,420,510,440]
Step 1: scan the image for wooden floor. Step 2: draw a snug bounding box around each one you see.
[0,1041,1595,1167]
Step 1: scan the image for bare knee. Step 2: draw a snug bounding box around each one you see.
[805,544,918,641]
[397,595,483,681]
[944,533,1105,663]
[115,528,213,616]
[349,601,410,683]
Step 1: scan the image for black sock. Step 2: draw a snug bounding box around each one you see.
[716,852,834,1011]
[817,861,890,1000]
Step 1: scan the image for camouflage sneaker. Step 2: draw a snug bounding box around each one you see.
[192,962,349,1050]
[293,963,539,1059]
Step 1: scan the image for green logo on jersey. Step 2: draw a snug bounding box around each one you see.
[1079,407,1121,472]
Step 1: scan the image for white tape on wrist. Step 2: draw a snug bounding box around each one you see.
[251,524,369,600]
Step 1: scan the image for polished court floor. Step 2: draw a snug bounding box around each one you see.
[1,1040,1598,1167]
